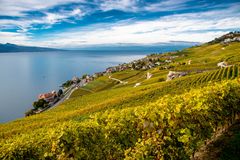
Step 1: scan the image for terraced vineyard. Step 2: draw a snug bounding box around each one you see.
[1,80,240,159]
[1,39,240,159]
[189,65,240,86]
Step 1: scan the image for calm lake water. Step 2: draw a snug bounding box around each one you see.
[0,47,190,123]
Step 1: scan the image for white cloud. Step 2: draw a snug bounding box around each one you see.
[29,8,240,48]
[0,32,30,44]
[0,0,207,18]
[71,8,83,16]
[100,0,138,12]
[99,0,196,12]
[143,0,193,12]
[0,7,86,32]
[0,1,239,47]
[43,8,85,25]
[1,0,238,33]
[45,13,65,24]
[0,0,87,16]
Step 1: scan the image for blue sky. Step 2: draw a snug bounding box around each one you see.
[0,0,239,48]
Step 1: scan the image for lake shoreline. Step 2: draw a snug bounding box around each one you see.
[0,46,191,123]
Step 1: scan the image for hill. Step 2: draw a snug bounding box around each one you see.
[0,43,64,52]
[0,33,240,159]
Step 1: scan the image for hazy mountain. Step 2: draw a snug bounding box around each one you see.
[0,43,64,53]
[0,42,200,53]
[67,42,200,51]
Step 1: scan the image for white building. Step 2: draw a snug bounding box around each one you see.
[166,71,187,81]
[146,72,153,79]
[217,62,228,68]
[134,83,141,87]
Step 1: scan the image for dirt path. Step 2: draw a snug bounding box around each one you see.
[79,87,94,93]
[193,120,240,160]
[109,76,128,84]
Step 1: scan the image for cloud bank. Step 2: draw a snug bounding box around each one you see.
[0,0,239,48]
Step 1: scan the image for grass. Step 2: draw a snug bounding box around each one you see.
[70,88,93,98]
[81,76,116,92]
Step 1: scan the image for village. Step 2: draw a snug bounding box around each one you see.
[25,52,183,116]
[25,36,237,117]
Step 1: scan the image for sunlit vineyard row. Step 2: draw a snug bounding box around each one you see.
[187,65,240,87]
[1,41,240,159]
[1,80,240,159]
[0,65,239,141]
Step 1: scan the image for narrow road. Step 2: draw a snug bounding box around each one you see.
[78,87,94,93]
[109,76,128,84]
[44,85,77,111]
[41,76,125,113]
[45,80,95,111]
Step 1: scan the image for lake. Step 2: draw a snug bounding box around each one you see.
[0,46,190,123]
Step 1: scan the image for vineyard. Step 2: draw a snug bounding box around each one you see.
[1,80,240,159]
[189,65,240,86]
[0,40,240,159]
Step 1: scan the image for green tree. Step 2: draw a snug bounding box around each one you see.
[62,80,73,88]
[58,89,63,97]
[82,74,87,79]
[33,99,48,110]
[25,109,36,117]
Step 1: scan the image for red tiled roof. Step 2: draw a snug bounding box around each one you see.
[38,93,56,99]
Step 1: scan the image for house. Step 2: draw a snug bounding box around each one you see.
[165,60,172,63]
[80,79,87,86]
[93,72,104,78]
[106,67,117,73]
[38,91,57,102]
[222,37,240,44]
[233,37,240,42]
[149,62,155,68]
[72,76,80,84]
[85,75,94,83]
[223,38,232,43]
[155,62,161,66]
[217,62,228,68]
[146,72,152,79]
[134,83,141,87]
[166,71,187,81]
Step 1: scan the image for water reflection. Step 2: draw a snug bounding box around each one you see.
[0,51,146,123]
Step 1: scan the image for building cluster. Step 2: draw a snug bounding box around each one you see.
[105,53,181,73]
[75,75,94,88]
[29,52,186,115]
[210,31,240,44]
[222,37,240,44]
[38,91,57,103]
[25,90,63,116]
[31,76,93,115]
[166,71,188,81]
[106,64,129,73]
[217,61,230,68]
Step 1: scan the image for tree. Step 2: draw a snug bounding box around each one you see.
[132,63,136,69]
[58,89,63,97]
[82,74,87,79]
[33,99,48,110]
[25,109,36,117]
[62,80,73,88]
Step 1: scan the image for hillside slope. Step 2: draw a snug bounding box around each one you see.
[0,37,240,159]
